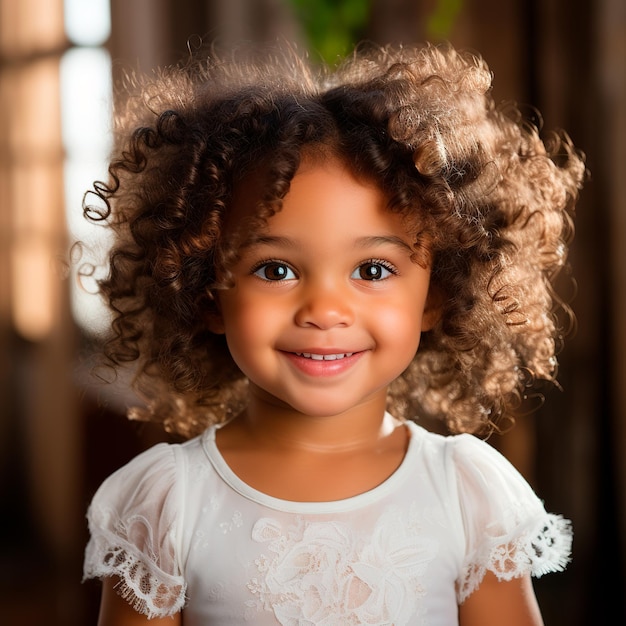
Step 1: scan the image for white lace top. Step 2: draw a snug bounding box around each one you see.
[84,419,571,625]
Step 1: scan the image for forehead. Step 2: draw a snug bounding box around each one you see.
[228,152,392,227]
[233,156,419,254]
[273,156,389,221]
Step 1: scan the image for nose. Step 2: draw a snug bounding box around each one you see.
[294,279,355,329]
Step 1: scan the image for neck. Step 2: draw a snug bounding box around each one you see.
[236,386,396,454]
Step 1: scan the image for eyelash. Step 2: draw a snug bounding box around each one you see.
[250,259,298,281]
[250,258,399,281]
[360,258,399,277]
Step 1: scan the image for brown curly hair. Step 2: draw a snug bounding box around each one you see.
[84,42,585,438]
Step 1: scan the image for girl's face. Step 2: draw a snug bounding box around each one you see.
[213,156,435,419]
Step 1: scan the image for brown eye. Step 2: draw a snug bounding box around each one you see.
[352,261,395,281]
[253,262,296,281]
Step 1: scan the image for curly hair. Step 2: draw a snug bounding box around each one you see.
[84,42,585,438]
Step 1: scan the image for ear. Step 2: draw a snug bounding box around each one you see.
[421,285,444,332]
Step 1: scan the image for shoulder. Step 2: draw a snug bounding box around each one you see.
[88,429,215,521]
[406,422,572,599]
[95,436,189,494]
[422,426,559,535]
[83,430,212,619]
[408,422,532,488]
[441,430,548,516]
[406,421,505,474]
[435,430,573,600]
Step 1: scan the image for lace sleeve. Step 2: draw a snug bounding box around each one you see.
[83,443,186,618]
[450,434,572,603]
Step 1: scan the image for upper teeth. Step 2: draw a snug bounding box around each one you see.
[297,352,354,360]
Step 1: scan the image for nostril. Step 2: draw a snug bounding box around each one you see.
[294,303,354,329]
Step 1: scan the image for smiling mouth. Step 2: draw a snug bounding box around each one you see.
[295,352,355,361]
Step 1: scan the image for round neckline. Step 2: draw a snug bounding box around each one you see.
[201,418,423,514]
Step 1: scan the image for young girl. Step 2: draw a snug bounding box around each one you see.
[82,43,585,625]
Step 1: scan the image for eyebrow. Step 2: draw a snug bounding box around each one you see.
[354,235,415,253]
[241,235,297,250]
[242,234,414,253]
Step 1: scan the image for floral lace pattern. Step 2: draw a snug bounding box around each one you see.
[84,511,186,619]
[246,506,438,626]
[457,513,572,602]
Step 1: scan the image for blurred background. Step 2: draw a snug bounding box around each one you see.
[0,0,624,624]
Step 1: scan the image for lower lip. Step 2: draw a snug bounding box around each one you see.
[281,351,365,377]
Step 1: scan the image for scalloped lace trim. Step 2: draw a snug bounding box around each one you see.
[458,513,572,602]
[84,527,186,618]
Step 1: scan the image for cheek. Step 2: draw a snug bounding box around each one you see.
[220,294,278,355]
[374,293,426,340]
